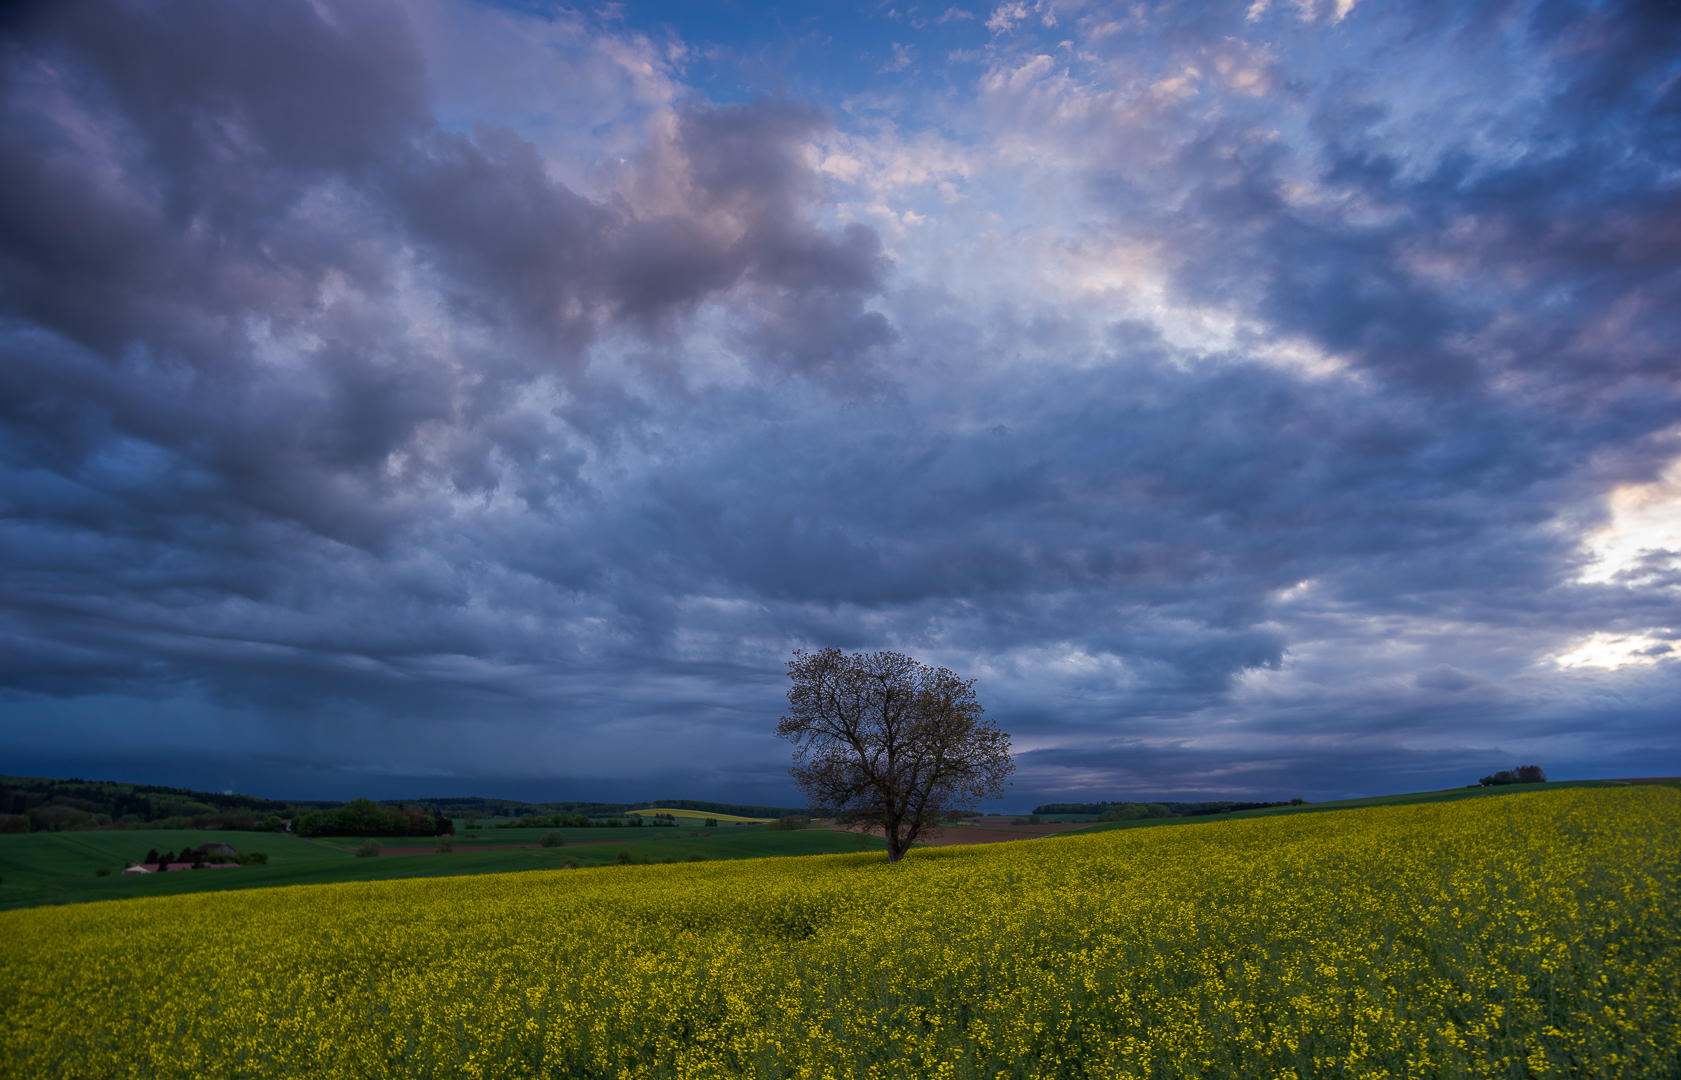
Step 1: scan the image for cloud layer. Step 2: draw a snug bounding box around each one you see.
[1,0,1677,805]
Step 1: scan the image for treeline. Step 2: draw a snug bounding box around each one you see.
[1034,799,1298,817]
[493,813,660,830]
[417,796,805,820]
[292,799,454,838]
[416,797,630,820]
[1180,800,1296,816]
[640,799,807,819]
[0,775,336,834]
[0,773,805,836]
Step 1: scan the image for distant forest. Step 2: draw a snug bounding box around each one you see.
[0,775,806,833]
[0,775,338,833]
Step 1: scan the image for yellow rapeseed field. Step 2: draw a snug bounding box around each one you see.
[2,786,1676,1079]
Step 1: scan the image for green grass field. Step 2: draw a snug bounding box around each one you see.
[0,823,887,913]
[1052,778,1679,838]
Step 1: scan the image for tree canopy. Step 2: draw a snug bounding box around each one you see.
[776,649,1014,863]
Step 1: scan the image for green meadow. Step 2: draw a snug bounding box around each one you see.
[0,822,886,913]
[1058,777,1678,837]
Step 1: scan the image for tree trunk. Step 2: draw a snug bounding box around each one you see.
[885,828,904,863]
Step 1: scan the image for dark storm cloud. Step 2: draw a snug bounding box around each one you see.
[0,0,894,517]
[0,0,1676,805]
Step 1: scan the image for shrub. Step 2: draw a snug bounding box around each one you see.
[294,798,452,839]
[237,851,268,865]
[541,831,564,848]
[1144,804,1171,819]
[704,818,719,827]
[1028,814,1043,825]
[615,850,633,865]
[1515,765,1548,783]
[355,839,382,858]
[772,816,809,831]
[689,829,699,838]
[687,854,708,862]
[436,837,454,853]
[1290,797,1306,806]
[562,859,578,869]
[1098,809,1120,822]
[95,867,111,877]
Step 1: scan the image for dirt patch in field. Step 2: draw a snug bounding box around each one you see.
[371,840,633,856]
[824,822,1097,847]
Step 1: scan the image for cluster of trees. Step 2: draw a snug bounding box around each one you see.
[1181,800,1300,817]
[291,799,454,838]
[1097,804,1172,821]
[1479,766,1548,786]
[139,846,267,869]
[495,813,649,830]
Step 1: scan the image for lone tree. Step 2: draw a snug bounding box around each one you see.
[776,649,1014,864]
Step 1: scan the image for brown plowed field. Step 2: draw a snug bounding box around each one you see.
[827,822,1097,846]
[371,840,633,856]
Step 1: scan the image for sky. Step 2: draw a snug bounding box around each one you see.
[0,0,1677,810]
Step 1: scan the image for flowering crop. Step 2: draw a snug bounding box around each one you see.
[2,787,1676,1078]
